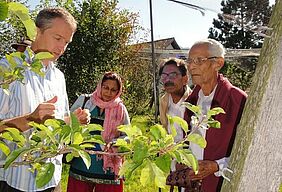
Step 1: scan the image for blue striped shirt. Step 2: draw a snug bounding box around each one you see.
[0,51,70,191]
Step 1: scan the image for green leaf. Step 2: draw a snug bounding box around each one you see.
[70,113,80,132]
[30,60,44,76]
[79,143,95,149]
[84,123,103,132]
[119,160,141,179]
[0,2,8,21]
[208,120,221,128]
[4,147,29,169]
[178,149,198,173]
[133,139,148,163]
[66,153,74,162]
[77,150,91,169]
[118,125,142,139]
[44,119,63,129]
[60,125,71,144]
[151,162,166,188]
[149,124,167,141]
[83,135,104,145]
[187,133,207,148]
[167,115,177,138]
[73,132,83,145]
[0,141,10,156]
[0,132,13,141]
[170,115,189,132]
[4,128,26,146]
[8,2,36,40]
[29,122,57,144]
[207,107,225,118]
[155,154,171,173]
[182,102,202,116]
[34,52,54,60]
[36,163,55,188]
[140,160,153,186]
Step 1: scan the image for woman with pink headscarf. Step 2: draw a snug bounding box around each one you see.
[67,72,130,192]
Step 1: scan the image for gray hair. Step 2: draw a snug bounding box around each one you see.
[35,7,77,32]
[192,39,225,58]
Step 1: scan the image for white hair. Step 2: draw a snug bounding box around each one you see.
[192,39,225,58]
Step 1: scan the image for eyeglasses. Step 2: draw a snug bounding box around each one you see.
[187,56,219,65]
[160,72,181,80]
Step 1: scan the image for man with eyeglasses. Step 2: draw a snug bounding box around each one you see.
[159,58,191,140]
[183,39,247,192]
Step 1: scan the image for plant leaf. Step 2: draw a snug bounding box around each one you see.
[170,115,189,132]
[182,102,202,116]
[0,2,8,21]
[8,2,36,40]
[149,124,167,140]
[207,107,225,118]
[0,141,10,156]
[34,52,54,60]
[155,154,171,173]
[140,160,153,186]
[36,163,55,188]
[187,133,207,148]
[73,132,83,145]
[4,147,29,169]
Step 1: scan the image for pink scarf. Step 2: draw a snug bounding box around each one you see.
[92,80,124,175]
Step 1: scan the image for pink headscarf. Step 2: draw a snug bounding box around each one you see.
[91,72,125,175]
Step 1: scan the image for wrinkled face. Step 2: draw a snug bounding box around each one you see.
[101,79,119,102]
[187,44,218,87]
[35,18,75,61]
[160,64,187,94]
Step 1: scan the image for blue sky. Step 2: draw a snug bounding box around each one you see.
[117,0,275,48]
[28,0,276,48]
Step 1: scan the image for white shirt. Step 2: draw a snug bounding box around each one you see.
[189,88,216,160]
[167,94,186,142]
[0,51,69,191]
[189,86,229,178]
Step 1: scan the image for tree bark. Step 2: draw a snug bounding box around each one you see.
[221,1,282,191]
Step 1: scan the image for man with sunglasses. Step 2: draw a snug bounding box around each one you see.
[182,39,247,192]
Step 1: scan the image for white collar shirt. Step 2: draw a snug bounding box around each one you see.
[0,50,69,191]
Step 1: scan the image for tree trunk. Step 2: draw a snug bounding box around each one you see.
[221,1,282,192]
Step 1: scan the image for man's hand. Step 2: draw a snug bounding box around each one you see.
[176,160,219,181]
[73,108,90,125]
[1,96,58,132]
[28,96,58,123]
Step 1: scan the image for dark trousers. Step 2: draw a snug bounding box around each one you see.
[0,181,60,192]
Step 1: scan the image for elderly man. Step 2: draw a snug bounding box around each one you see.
[159,58,191,142]
[0,8,90,192]
[184,39,247,192]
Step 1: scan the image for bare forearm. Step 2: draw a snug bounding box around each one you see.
[0,114,32,132]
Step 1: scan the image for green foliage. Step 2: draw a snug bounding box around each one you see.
[116,104,225,190]
[0,104,224,189]
[0,47,53,92]
[208,0,272,49]
[208,0,272,91]
[55,0,141,105]
[220,57,257,91]
[0,115,104,188]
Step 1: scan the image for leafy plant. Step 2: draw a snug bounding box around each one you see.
[0,114,104,188]
[0,104,224,189]
[115,103,225,190]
